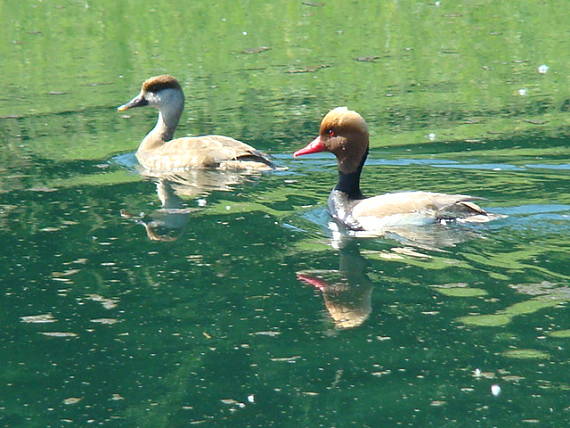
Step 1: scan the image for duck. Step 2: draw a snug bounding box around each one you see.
[118,75,273,172]
[294,107,502,231]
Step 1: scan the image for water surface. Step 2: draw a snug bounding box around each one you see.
[1,1,569,426]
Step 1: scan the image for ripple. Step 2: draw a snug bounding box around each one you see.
[502,349,550,359]
[526,163,570,170]
[21,314,57,323]
[432,163,523,171]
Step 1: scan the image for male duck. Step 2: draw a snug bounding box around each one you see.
[294,107,500,231]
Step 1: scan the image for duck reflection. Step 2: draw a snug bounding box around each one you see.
[121,169,257,241]
[297,240,373,330]
[297,220,487,330]
[328,218,484,252]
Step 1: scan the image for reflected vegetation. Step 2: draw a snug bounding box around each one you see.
[459,280,570,327]
[0,0,570,426]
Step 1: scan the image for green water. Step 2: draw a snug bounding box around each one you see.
[1,0,569,426]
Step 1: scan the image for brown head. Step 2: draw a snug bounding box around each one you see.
[117,75,183,112]
[294,107,369,174]
[141,75,182,93]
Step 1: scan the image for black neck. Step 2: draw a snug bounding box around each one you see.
[334,147,368,199]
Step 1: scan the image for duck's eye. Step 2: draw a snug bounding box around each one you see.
[327,129,335,137]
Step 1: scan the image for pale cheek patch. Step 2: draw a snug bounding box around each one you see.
[145,92,161,106]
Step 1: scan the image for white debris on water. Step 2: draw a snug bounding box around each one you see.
[538,64,549,74]
[21,314,57,323]
[491,384,501,396]
[221,398,246,408]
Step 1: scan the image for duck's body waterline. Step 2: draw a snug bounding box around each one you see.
[118,75,273,172]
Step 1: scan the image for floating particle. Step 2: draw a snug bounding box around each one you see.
[491,384,501,396]
[252,331,281,337]
[90,318,120,325]
[270,356,301,362]
[21,314,56,323]
[86,294,118,310]
[242,46,270,54]
[52,269,80,277]
[221,399,245,408]
[355,56,380,62]
[538,64,549,74]
[41,332,78,337]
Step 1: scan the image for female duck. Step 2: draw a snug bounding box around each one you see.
[294,107,500,231]
[118,75,273,171]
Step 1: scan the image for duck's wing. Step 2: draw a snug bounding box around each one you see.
[352,191,488,221]
[142,135,273,170]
